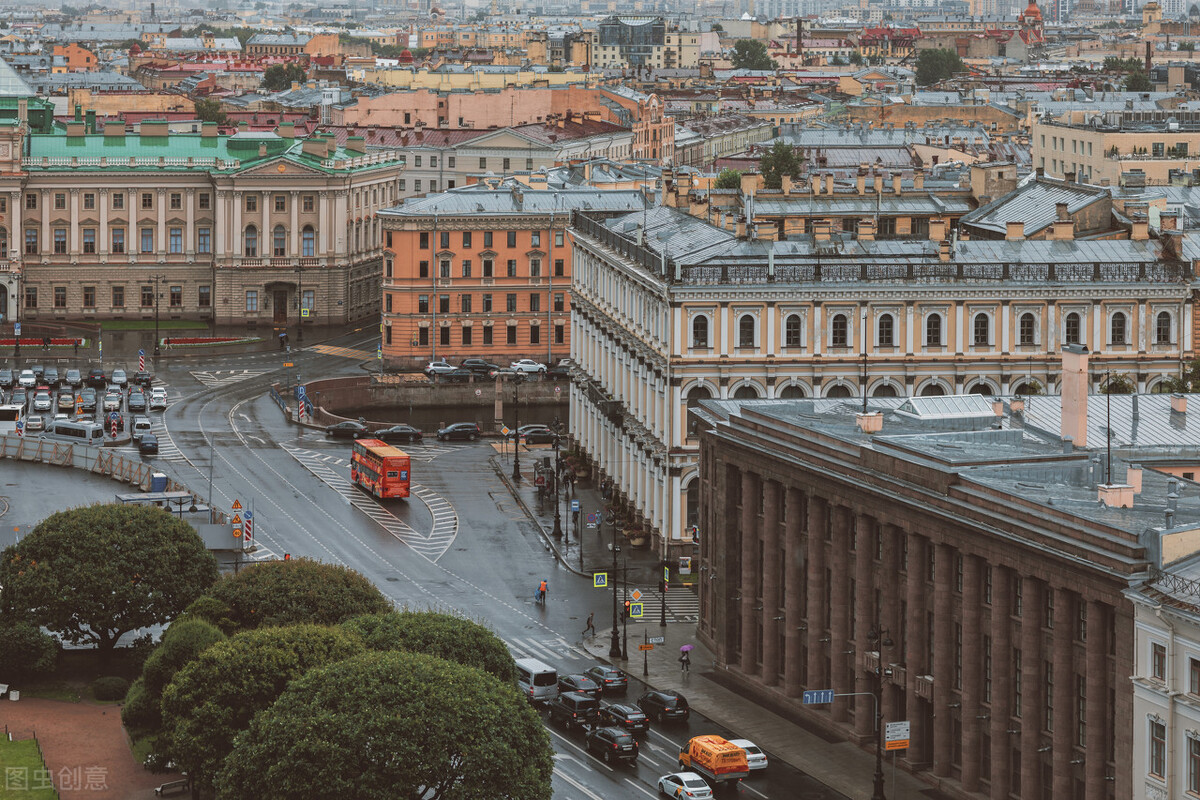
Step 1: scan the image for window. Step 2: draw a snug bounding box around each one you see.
[439,295,450,314]
[1013,648,1023,718]
[24,192,36,210]
[141,286,153,307]
[1019,313,1036,345]
[531,232,541,247]
[1111,311,1128,346]
[785,314,803,347]
[111,286,124,307]
[398,179,406,192]
[198,192,211,210]
[53,286,66,308]
[169,192,182,210]
[1153,642,1167,680]
[484,232,493,247]
[23,228,36,255]
[274,195,286,212]
[111,192,124,210]
[482,259,493,278]
[419,261,429,278]
[418,328,428,346]
[506,293,517,313]
[244,226,258,257]
[1151,719,1166,778]
[141,228,154,253]
[1076,675,1087,748]
[461,295,472,313]
[141,192,154,210]
[448,156,456,168]
[1065,312,1081,345]
[507,259,517,277]
[439,326,450,346]
[461,260,471,278]
[507,324,517,344]
[111,228,125,254]
[23,286,35,309]
[973,313,990,346]
[82,228,95,254]
[53,228,66,254]
[439,259,450,278]
[1156,311,1172,345]
[479,293,491,312]
[302,226,315,257]
[925,314,942,347]
[831,313,848,347]
[83,193,95,210]
[53,192,66,210]
[245,195,257,212]
[197,227,211,254]
[530,325,540,345]
[1190,737,1200,794]
[878,313,894,347]
[530,294,540,313]
[273,225,286,257]
[555,258,564,277]
[198,286,210,308]
[461,325,472,345]
[82,286,95,308]
[507,231,517,248]
[483,326,493,345]
[419,232,429,249]
[418,295,428,313]
[245,291,258,312]
[503,158,511,171]
[738,314,755,348]
[479,157,487,169]
[414,155,422,167]
[169,286,182,307]
[302,195,314,212]
[554,293,565,312]
[440,232,450,249]
[462,232,472,248]
[301,290,313,313]
[169,227,182,254]
[530,259,541,277]
[555,231,564,247]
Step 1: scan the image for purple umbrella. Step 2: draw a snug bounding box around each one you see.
[679,644,694,652]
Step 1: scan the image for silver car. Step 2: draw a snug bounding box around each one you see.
[103,392,122,412]
[31,391,51,412]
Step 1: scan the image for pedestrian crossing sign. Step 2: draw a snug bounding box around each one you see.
[629,603,644,618]
[593,572,608,588]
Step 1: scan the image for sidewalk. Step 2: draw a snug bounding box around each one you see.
[495,448,947,800]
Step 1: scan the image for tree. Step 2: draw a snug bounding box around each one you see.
[0,505,217,657]
[184,557,391,634]
[192,98,226,125]
[711,23,723,31]
[850,51,863,65]
[343,612,517,683]
[730,39,776,71]
[1125,70,1152,92]
[759,141,802,190]
[161,625,364,795]
[714,168,743,190]
[262,63,307,92]
[831,54,845,66]
[1100,373,1136,394]
[216,651,553,800]
[1159,359,1200,393]
[0,619,59,680]
[123,617,227,732]
[915,48,965,86]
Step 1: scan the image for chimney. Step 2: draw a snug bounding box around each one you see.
[104,121,126,138]
[1131,216,1150,241]
[811,175,821,196]
[892,172,902,194]
[814,220,832,242]
[929,217,947,241]
[1061,343,1089,448]
[258,142,268,157]
[1050,219,1075,240]
[200,121,218,138]
[856,412,883,433]
[1005,221,1025,240]
[346,135,366,153]
[735,216,747,238]
[992,397,1004,417]
[65,120,86,138]
[913,173,924,190]
[1056,202,1069,221]
[1162,229,1182,262]
[1098,482,1134,508]
[140,119,169,137]
[824,174,834,195]
[939,240,952,262]
[873,172,884,193]
[856,168,866,195]
[781,175,793,195]
[740,172,758,197]
[1127,463,1143,493]
[1172,393,1188,414]
[1161,210,1179,231]
[277,121,295,139]
[857,218,875,241]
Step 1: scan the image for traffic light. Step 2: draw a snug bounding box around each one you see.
[623,599,630,619]
[283,553,291,561]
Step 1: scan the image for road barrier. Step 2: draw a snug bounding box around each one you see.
[0,434,185,493]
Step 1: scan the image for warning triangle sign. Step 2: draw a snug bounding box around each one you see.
[232,500,243,511]
[231,515,242,525]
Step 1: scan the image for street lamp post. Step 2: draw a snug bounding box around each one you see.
[552,434,563,538]
[296,266,304,342]
[511,376,522,482]
[12,272,20,358]
[867,616,894,800]
[151,274,166,356]
[621,556,628,659]
[608,521,622,659]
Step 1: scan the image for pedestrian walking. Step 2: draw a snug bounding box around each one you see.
[679,651,690,673]
[73,339,79,356]
[582,612,595,638]
[538,579,548,604]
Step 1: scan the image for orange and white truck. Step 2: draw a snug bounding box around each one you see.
[678,735,749,790]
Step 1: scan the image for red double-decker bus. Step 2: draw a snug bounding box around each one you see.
[350,439,411,500]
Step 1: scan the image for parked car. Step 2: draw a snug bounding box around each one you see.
[29,364,44,380]
[138,432,158,455]
[436,422,481,442]
[10,388,26,407]
[597,702,648,734]
[149,388,168,410]
[42,366,59,386]
[510,358,547,375]
[56,391,74,411]
[436,369,473,384]
[31,390,51,413]
[110,369,128,387]
[656,772,713,799]
[79,388,97,412]
[517,424,557,445]
[103,392,122,412]
[487,368,523,380]
[557,674,601,698]
[586,665,629,695]
[24,414,43,433]
[325,421,368,439]
[727,739,768,771]
[17,369,36,388]
[64,368,82,388]
[545,362,571,381]
[460,358,502,375]
[0,368,12,389]
[130,416,152,442]
[86,368,107,388]
[637,690,690,723]
[424,360,456,375]
[133,371,154,388]
[585,726,639,765]
[374,424,423,444]
[128,391,147,413]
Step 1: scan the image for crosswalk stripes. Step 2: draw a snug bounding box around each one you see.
[629,588,699,623]
[189,369,273,388]
[505,634,588,665]
[283,445,459,561]
[309,343,375,361]
[147,418,185,461]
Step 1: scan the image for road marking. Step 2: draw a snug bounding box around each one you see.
[553,768,607,800]
[189,369,273,388]
[245,435,264,445]
[624,778,658,799]
[741,784,768,798]
[650,728,686,752]
[309,343,375,360]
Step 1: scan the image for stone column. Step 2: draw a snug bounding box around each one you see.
[761,479,781,686]
[830,504,852,723]
[1052,588,1074,799]
[318,191,329,254]
[185,188,195,256]
[739,469,759,676]
[854,512,875,738]
[290,190,299,255]
[881,524,902,725]
[214,191,226,257]
[1114,602,1134,799]
[783,487,804,696]
[806,495,828,692]
[990,566,1013,800]
[156,187,166,255]
[98,189,108,257]
[932,543,955,777]
[1085,600,1108,797]
[1019,578,1044,799]
[961,555,983,792]
[905,532,928,766]
[68,188,79,252]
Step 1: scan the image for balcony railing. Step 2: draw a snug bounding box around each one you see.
[22,155,241,170]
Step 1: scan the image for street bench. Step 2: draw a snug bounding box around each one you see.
[154,779,189,797]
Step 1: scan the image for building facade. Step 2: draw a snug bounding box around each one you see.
[1033,111,1200,186]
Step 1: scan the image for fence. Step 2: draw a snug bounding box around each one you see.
[0,434,179,492]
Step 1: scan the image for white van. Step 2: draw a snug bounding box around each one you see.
[515,657,558,703]
[42,420,105,445]
[131,416,152,443]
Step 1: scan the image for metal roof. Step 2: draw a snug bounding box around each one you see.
[0,57,34,98]
[961,178,1111,235]
[380,185,650,217]
[896,394,997,420]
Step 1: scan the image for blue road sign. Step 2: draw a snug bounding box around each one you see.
[296,385,307,400]
[571,499,580,512]
[629,603,644,618]
[13,322,19,336]
[108,411,120,423]
[803,689,836,705]
[593,572,608,588]
[138,349,144,357]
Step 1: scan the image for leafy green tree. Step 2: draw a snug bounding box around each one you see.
[0,505,217,657]
[184,557,391,634]
[343,612,517,683]
[714,168,743,190]
[161,625,364,795]
[216,651,553,800]
[1100,373,1136,394]
[0,619,59,680]
[123,617,227,732]
[849,51,863,65]
[711,22,723,31]
[1103,56,1145,72]
[192,98,226,125]
[1160,359,1200,393]
[831,54,845,65]
[915,48,965,86]
[1125,70,1152,92]
[759,141,802,190]
[262,63,307,92]
[730,39,777,71]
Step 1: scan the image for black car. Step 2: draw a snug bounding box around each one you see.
[42,366,59,386]
[436,369,473,384]
[79,388,97,412]
[127,391,147,413]
[460,358,502,375]
[546,691,599,732]
[518,424,557,445]
[584,727,639,765]
[133,371,154,388]
[325,421,368,439]
[138,433,158,455]
[545,363,571,381]
[374,424,423,444]
[437,422,480,442]
[557,674,601,698]
[0,368,13,389]
[86,368,107,388]
[586,665,629,695]
[596,702,649,734]
[9,388,26,407]
[637,690,690,723]
[64,368,82,388]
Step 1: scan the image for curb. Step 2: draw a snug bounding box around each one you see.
[490,454,590,578]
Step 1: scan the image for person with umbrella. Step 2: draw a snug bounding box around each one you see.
[679,644,692,673]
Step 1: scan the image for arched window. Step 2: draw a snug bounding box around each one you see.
[877,313,894,347]
[831,313,848,347]
[973,313,990,346]
[1065,312,1081,345]
[919,382,947,397]
[779,384,807,398]
[733,384,760,399]
[925,313,942,347]
[692,316,709,348]
[738,314,755,348]
[686,384,712,435]
[302,225,315,257]
[1156,311,1172,345]
[968,382,993,395]
[1110,311,1128,345]
[785,314,803,347]
[872,383,899,397]
[273,225,287,257]
[826,384,853,398]
[243,225,258,257]
[1019,313,1036,346]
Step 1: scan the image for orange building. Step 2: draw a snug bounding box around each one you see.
[51,44,97,72]
[378,184,648,369]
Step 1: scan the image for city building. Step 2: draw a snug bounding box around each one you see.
[377,182,647,369]
[568,205,1197,556]
[589,16,700,70]
[1032,109,1200,187]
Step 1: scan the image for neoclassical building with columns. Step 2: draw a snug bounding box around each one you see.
[568,205,1198,555]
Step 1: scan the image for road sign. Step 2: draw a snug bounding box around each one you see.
[586,511,598,529]
[15,420,22,435]
[108,411,120,423]
[232,499,243,511]
[283,362,294,368]
[593,572,608,589]
[244,510,253,542]
[803,689,836,705]
[885,720,911,751]
[638,643,654,651]
[232,527,242,538]
[629,603,644,618]
[648,636,665,644]
[570,499,580,512]
[554,386,561,394]
[376,347,382,360]
[110,420,117,438]
[13,322,19,336]
[630,589,642,602]
[501,425,511,436]
[139,349,144,356]
[474,389,481,396]
[301,308,310,318]
[679,556,692,575]
[231,514,242,526]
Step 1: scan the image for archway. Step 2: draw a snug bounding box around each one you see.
[825,384,853,398]
[967,381,996,395]
[732,384,761,399]
[778,384,807,399]
[872,383,899,397]
[918,382,947,397]
[684,477,699,540]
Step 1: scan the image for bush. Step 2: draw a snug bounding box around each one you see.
[121,677,159,730]
[0,619,60,679]
[343,612,517,683]
[92,676,130,701]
